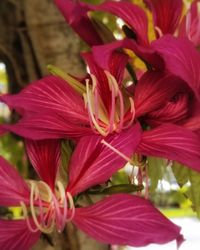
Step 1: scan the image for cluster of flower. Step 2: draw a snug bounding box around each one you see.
[0,0,200,249]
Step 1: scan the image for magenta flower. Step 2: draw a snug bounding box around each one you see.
[144,0,183,37]
[1,45,200,172]
[0,131,184,249]
[0,52,135,139]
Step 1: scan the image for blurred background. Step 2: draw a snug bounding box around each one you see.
[0,0,199,250]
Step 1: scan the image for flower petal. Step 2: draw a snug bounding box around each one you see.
[0,219,40,250]
[145,0,183,36]
[0,76,88,123]
[152,35,200,100]
[82,51,128,85]
[92,38,164,71]
[0,75,92,140]
[0,156,30,206]
[134,71,187,117]
[73,194,184,247]
[0,113,92,140]
[93,1,149,45]
[26,139,61,189]
[137,124,200,172]
[67,124,142,196]
[54,0,103,45]
[179,0,200,47]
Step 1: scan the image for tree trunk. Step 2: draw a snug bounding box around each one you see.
[0,1,108,249]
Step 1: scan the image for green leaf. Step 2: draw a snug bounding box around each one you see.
[88,184,144,195]
[147,157,166,192]
[172,162,200,218]
[172,161,189,186]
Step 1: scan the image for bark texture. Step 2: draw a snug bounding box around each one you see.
[0,1,108,250]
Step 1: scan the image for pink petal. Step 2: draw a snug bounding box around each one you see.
[0,219,40,250]
[0,76,92,140]
[0,156,30,206]
[82,51,128,109]
[73,194,184,247]
[134,71,187,117]
[67,124,142,196]
[137,124,200,172]
[54,0,102,45]
[145,0,183,36]
[92,38,164,71]
[179,0,200,47]
[26,139,61,189]
[152,35,200,100]
[146,93,190,125]
[0,76,88,123]
[1,113,92,140]
[82,51,128,85]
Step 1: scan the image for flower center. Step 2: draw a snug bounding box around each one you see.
[20,180,75,234]
[83,71,135,136]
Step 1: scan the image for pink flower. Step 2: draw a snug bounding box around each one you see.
[0,52,135,139]
[0,134,184,249]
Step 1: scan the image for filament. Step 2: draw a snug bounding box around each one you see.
[84,71,135,136]
[22,180,74,234]
[101,139,132,163]
[66,192,75,222]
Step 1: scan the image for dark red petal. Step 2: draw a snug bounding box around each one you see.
[26,139,61,189]
[137,124,200,172]
[145,0,183,36]
[54,0,102,45]
[73,194,184,247]
[0,156,30,206]
[0,219,40,250]
[67,124,142,196]
[134,71,187,117]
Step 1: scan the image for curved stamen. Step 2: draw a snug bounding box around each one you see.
[116,90,125,132]
[66,192,75,222]
[123,97,135,129]
[20,201,39,233]
[85,79,107,136]
[91,75,100,123]
[56,181,68,232]
[30,181,54,234]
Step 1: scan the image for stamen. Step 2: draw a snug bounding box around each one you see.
[108,83,116,133]
[90,74,100,125]
[101,139,133,163]
[20,201,38,233]
[85,80,107,136]
[66,192,75,222]
[56,181,68,232]
[105,71,120,133]
[30,182,54,234]
[186,12,192,40]
[155,26,163,38]
[116,90,125,132]
[105,71,119,96]
[123,97,135,129]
